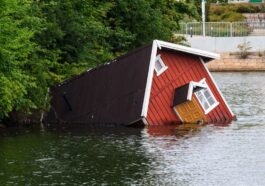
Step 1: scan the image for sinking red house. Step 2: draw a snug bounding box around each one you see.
[46,40,236,125]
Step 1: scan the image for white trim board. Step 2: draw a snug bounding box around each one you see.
[188,79,208,101]
[187,83,193,101]
[200,57,235,117]
[141,118,148,125]
[141,40,158,119]
[156,40,220,60]
[173,106,183,123]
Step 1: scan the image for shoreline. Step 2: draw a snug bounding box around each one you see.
[207,53,265,72]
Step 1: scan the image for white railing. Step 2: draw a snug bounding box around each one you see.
[176,21,265,37]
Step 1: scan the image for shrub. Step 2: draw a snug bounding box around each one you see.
[210,5,227,15]
[209,3,265,22]
[237,41,252,59]
[220,12,245,22]
[235,4,258,13]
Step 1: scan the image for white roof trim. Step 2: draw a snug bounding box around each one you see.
[156,40,220,60]
[141,40,158,118]
[187,83,193,101]
[187,80,207,101]
[192,79,207,90]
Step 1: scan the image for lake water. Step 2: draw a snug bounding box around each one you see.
[1,72,265,186]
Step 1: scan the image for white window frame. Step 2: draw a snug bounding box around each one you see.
[154,55,168,76]
[195,79,219,115]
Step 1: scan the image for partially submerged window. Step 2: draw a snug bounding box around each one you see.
[155,55,168,76]
[194,80,219,114]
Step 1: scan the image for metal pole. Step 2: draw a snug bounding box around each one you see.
[202,0,206,37]
[230,22,233,37]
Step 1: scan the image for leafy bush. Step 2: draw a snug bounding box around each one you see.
[259,4,265,12]
[235,4,259,13]
[210,5,230,16]
[221,12,245,22]
[209,3,265,22]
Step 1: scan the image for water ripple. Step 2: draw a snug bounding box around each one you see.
[0,72,265,185]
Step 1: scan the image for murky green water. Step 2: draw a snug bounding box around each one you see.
[1,72,265,186]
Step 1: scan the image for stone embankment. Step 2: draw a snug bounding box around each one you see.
[207,53,265,71]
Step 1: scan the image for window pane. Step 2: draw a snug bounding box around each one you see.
[204,89,211,99]
[208,97,215,105]
[198,94,204,103]
[199,95,207,108]
[203,101,209,110]
[196,91,202,97]
[155,60,163,71]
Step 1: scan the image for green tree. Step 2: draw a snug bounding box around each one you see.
[0,0,199,122]
[187,0,211,21]
[104,0,198,50]
[0,0,60,120]
[0,0,36,118]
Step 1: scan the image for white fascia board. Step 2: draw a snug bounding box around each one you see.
[187,83,193,101]
[192,81,207,89]
[199,57,235,117]
[155,40,220,60]
[141,117,148,125]
[141,40,158,118]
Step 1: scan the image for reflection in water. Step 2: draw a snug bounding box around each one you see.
[0,127,151,185]
[146,122,230,137]
[147,124,203,138]
[1,72,265,185]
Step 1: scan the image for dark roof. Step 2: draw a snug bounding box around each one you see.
[172,83,190,107]
[46,44,153,125]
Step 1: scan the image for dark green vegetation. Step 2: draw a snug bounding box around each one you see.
[0,0,199,123]
[183,1,265,22]
[210,3,265,21]
[184,1,264,22]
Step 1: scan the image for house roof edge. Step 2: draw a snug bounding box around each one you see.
[155,40,220,60]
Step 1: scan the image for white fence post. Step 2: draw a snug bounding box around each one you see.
[202,0,206,37]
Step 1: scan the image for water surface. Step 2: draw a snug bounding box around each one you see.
[1,72,265,185]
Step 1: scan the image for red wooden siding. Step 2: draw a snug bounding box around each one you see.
[146,50,234,125]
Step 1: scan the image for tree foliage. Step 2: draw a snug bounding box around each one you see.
[0,0,197,122]
[0,0,44,118]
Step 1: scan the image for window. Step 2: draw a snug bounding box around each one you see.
[154,55,168,76]
[195,81,219,114]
